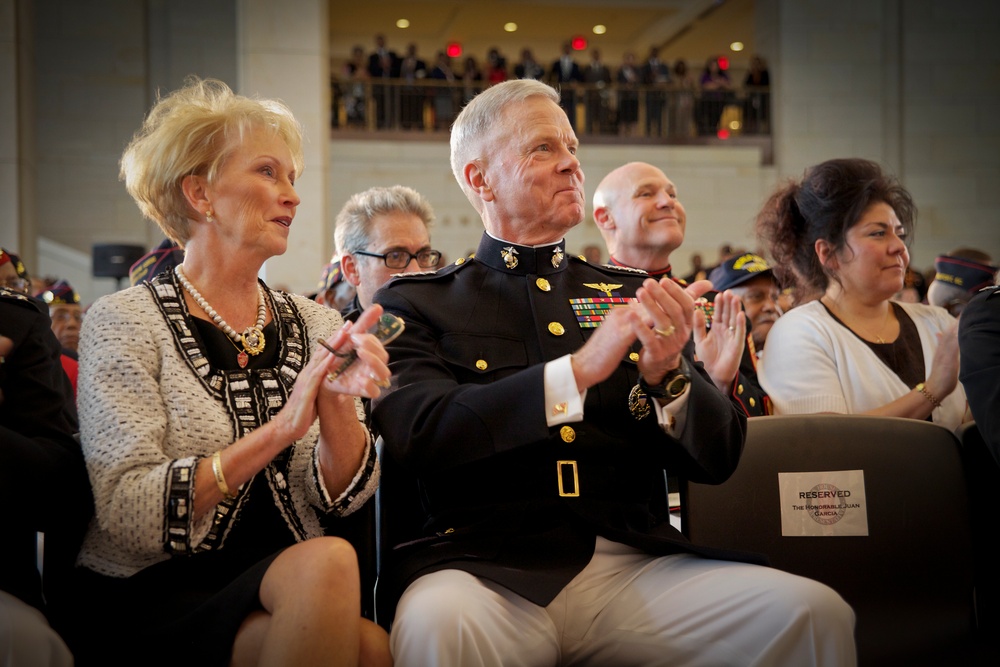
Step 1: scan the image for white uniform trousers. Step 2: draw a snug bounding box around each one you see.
[0,590,74,667]
[391,536,856,667]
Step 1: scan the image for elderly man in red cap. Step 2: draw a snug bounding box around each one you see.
[39,280,83,356]
[0,248,32,295]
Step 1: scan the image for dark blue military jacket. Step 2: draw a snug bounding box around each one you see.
[959,285,1000,462]
[0,288,90,615]
[372,232,757,617]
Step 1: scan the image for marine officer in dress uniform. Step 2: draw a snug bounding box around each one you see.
[960,284,1000,458]
[372,78,855,666]
[593,161,772,417]
[958,283,1000,634]
[1,283,90,665]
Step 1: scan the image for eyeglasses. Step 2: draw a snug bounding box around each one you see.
[354,248,442,269]
[0,277,31,294]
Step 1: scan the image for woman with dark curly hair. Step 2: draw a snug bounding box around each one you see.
[756,158,966,430]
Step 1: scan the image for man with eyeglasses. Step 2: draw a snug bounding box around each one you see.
[334,185,440,322]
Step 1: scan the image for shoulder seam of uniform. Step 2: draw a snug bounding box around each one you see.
[570,256,649,276]
[386,259,472,284]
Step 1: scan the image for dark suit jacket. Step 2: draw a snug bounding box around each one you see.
[399,56,427,82]
[959,285,1000,462]
[0,290,91,614]
[372,233,756,618]
[368,49,400,78]
[514,61,545,80]
[642,60,671,86]
[549,58,583,84]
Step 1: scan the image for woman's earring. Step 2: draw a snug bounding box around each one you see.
[206,209,214,223]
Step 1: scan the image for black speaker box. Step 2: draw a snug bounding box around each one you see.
[92,244,147,279]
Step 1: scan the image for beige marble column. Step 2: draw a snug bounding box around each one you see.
[0,0,34,263]
[238,0,329,295]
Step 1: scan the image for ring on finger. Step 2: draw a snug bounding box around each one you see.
[728,325,736,333]
[653,324,676,338]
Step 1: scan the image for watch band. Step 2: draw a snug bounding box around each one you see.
[638,357,691,402]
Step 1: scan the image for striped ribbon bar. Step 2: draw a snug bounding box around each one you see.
[569,297,637,328]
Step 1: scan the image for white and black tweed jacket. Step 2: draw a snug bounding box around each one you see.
[76,273,378,577]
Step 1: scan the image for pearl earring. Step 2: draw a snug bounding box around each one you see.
[206,209,214,223]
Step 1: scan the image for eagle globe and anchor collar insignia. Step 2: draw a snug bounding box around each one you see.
[498,243,565,272]
[477,234,566,276]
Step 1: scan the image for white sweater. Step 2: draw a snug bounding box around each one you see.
[76,278,378,577]
[759,300,966,431]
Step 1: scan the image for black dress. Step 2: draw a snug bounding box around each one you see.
[69,320,304,667]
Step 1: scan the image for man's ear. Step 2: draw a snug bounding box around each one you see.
[593,206,614,231]
[341,254,362,288]
[464,161,494,203]
[181,174,212,218]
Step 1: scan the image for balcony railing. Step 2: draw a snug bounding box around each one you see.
[332,78,771,143]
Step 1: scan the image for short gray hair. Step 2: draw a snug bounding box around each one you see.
[334,185,434,256]
[450,79,560,205]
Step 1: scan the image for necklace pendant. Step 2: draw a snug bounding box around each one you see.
[237,350,249,368]
[241,326,266,356]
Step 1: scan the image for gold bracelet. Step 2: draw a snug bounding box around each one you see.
[211,450,236,500]
[915,382,942,409]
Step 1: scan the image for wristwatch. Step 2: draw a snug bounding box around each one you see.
[639,357,691,404]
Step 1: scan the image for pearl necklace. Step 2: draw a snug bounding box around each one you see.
[175,265,267,368]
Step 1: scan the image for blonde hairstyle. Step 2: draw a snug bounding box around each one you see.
[119,77,304,244]
[449,78,560,208]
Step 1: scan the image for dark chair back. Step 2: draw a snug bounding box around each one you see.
[681,414,977,664]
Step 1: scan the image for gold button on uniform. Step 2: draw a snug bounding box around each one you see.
[475,359,488,371]
[548,322,565,336]
[737,384,744,395]
[536,278,551,291]
[560,426,576,442]
[455,257,465,265]
[749,397,756,407]
[629,352,639,362]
